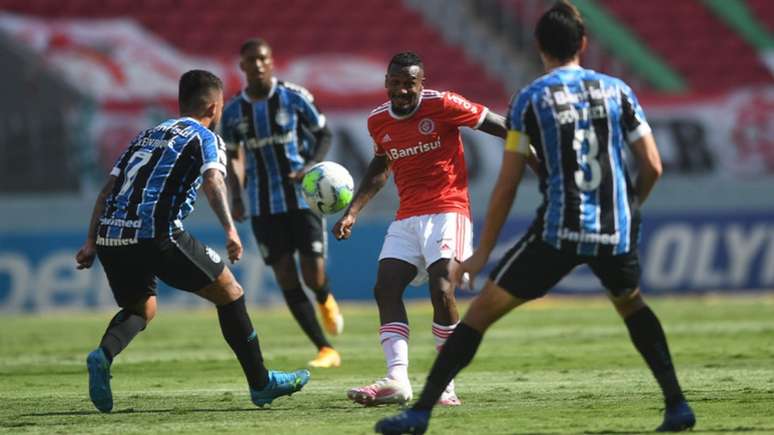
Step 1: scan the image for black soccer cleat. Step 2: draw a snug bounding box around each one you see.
[656,400,696,432]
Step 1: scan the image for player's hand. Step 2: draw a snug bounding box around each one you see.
[333,213,356,240]
[231,197,246,222]
[75,240,97,270]
[448,251,488,290]
[288,164,313,183]
[225,227,243,263]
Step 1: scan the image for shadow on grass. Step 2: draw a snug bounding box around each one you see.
[19,402,361,418]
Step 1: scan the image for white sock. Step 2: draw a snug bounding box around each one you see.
[432,321,459,393]
[379,322,410,384]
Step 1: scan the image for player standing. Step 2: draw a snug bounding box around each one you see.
[333,52,508,406]
[221,38,343,369]
[75,70,309,413]
[375,2,696,433]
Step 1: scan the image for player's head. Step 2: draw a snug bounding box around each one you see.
[178,69,224,128]
[535,1,587,67]
[385,51,425,115]
[240,38,274,88]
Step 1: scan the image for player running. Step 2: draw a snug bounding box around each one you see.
[333,52,508,407]
[375,2,695,433]
[76,70,309,413]
[221,38,343,369]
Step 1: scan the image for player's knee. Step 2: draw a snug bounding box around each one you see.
[609,288,644,318]
[373,283,400,305]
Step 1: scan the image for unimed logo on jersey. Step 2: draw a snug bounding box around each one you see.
[387,139,441,160]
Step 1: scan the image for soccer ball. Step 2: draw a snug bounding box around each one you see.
[301,161,354,215]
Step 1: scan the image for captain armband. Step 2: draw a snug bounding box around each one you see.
[505,130,531,156]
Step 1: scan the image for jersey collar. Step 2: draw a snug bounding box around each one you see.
[388,93,424,120]
[241,77,278,102]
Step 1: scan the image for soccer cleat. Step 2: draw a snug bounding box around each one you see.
[250,369,310,407]
[374,409,430,435]
[438,390,461,406]
[319,294,344,336]
[86,348,113,413]
[347,377,412,406]
[437,379,461,406]
[308,346,341,368]
[656,401,696,432]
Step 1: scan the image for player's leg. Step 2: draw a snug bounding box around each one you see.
[295,210,343,367]
[158,230,309,407]
[588,251,695,431]
[423,213,471,405]
[376,233,578,434]
[347,257,417,406]
[88,242,158,413]
[251,214,334,358]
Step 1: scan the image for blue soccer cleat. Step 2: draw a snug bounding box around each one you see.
[656,400,696,432]
[250,369,310,407]
[374,409,430,435]
[86,348,113,413]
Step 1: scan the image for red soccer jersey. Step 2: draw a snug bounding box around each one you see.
[368,89,488,220]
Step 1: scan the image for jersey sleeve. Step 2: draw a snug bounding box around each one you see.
[218,102,242,153]
[367,116,386,156]
[288,84,327,132]
[200,131,228,175]
[619,82,652,144]
[440,91,488,129]
[504,88,532,155]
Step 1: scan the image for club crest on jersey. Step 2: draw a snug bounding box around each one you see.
[418,118,435,135]
[275,109,290,126]
[205,247,222,264]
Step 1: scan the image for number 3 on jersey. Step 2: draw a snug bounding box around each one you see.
[572,127,601,191]
[118,150,153,196]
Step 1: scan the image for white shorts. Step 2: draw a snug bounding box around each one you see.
[378,212,473,287]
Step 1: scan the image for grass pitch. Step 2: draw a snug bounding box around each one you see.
[1,294,773,434]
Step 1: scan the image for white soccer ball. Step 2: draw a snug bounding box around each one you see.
[301,161,354,215]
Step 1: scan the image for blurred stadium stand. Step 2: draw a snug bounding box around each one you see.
[599,0,772,92]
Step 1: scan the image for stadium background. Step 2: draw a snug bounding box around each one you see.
[0,0,772,312]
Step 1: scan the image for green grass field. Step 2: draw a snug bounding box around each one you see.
[1,295,773,434]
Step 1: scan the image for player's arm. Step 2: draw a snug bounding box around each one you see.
[477,111,507,139]
[225,146,247,222]
[482,111,541,174]
[202,168,243,263]
[449,147,528,287]
[75,176,117,269]
[289,87,331,181]
[332,154,390,240]
[629,132,663,205]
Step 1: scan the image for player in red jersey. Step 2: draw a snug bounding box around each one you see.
[333,52,508,406]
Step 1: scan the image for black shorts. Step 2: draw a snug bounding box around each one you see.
[251,209,325,265]
[96,230,225,307]
[489,230,641,300]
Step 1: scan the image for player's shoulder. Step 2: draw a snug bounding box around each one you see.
[223,92,244,118]
[278,80,315,102]
[368,101,392,125]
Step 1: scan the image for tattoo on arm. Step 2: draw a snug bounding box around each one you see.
[203,169,236,231]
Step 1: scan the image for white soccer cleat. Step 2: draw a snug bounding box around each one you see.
[437,379,462,406]
[347,377,413,406]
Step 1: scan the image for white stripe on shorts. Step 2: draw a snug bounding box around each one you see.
[493,234,536,284]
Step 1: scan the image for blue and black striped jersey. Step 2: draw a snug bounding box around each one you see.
[508,66,651,256]
[98,117,227,241]
[220,78,326,216]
